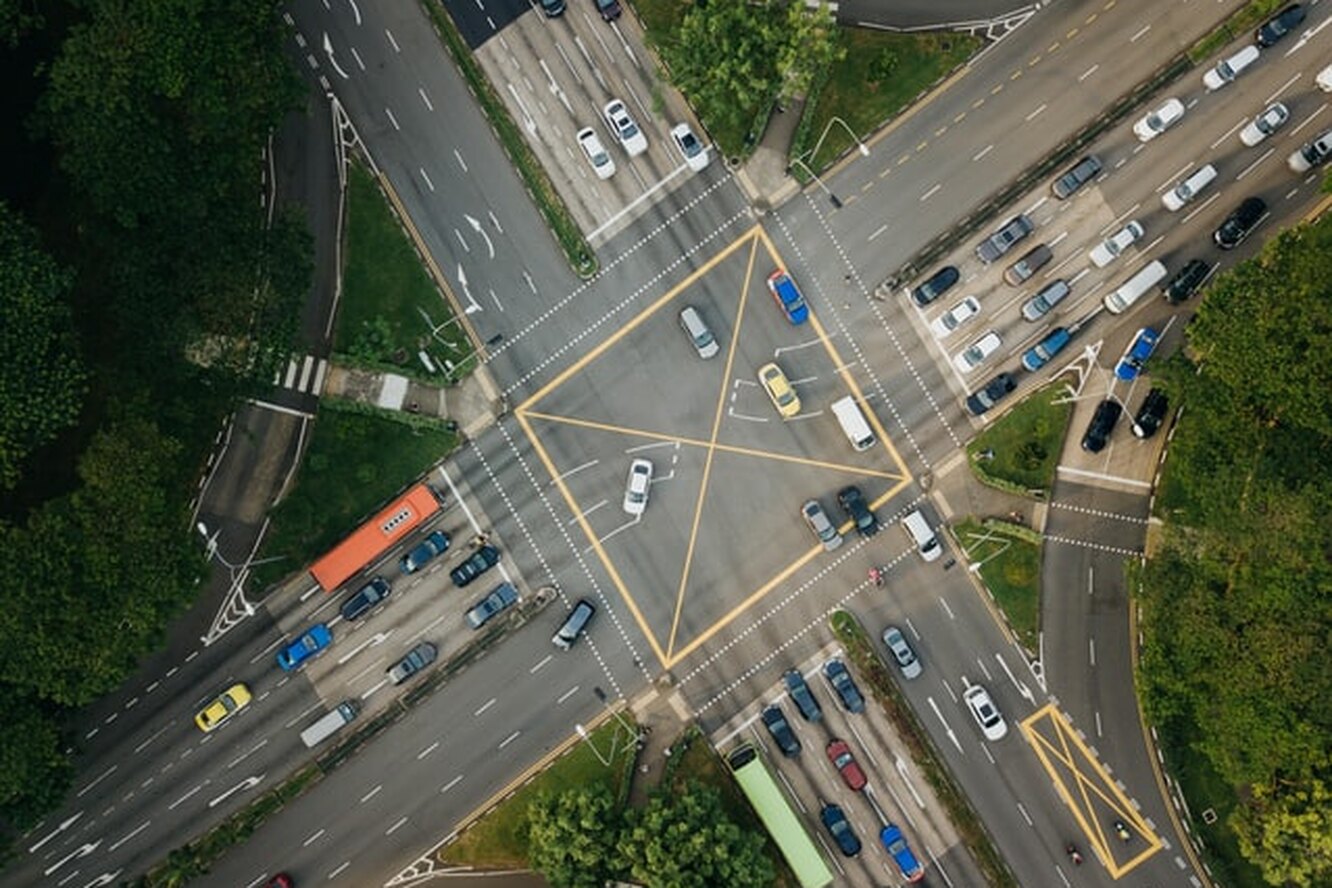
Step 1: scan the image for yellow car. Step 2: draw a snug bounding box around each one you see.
[758,362,801,418]
[195,683,252,733]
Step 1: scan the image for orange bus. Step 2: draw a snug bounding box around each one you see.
[310,484,443,592]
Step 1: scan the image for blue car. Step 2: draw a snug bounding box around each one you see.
[1021,327,1072,371]
[276,623,332,671]
[766,269,809,324]
[1114,327,1159,381]
[880,823,925,882]
[820,803,862,857]
[783,669,822,722]
[823,659,865,714]
[400,530,450,574]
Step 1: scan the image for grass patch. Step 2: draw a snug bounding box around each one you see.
[338,163,475,383]
[967,384,1071,497]
[951,518,1042,650]
[423,1,595,276]
[252,401,457,592]
[441,717,638,867]
[796,29,981,172]
[1188,0,1286,63]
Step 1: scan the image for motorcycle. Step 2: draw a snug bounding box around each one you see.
[1113,818,1131,842]
[1066,843,1083,865]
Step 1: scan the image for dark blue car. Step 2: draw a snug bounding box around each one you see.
[400,530,450,574]
[823,659,865,714]
[1022,327,1072,371]
[784,669,822,722]
[821,803,861,857]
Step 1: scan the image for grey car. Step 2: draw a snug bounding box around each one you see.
[465,582,519,629]
[1021,279,1071,321]
[882,626,922,679]
[388,641,438,684]
[976,214,1034,264]
[1003,244,1052,286]
[1052,155,1102,199]
[801,499,843,551]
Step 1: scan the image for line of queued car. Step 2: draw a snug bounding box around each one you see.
[575,96,711,181]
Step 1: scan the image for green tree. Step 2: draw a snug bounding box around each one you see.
[1234,778,1332,888]
[776,0,842,101]
[0,201,86,488]
[618,781,773,888]
[527,785,622,888]
[0,692,73,827]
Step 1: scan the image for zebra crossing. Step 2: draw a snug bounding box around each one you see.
[273,354,328,396]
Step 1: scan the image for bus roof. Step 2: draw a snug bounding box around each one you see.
[310,484,442,592]
[728,743,833,888]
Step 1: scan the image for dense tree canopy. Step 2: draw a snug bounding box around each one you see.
[1141,214,1332,887]
[527,785,621,888]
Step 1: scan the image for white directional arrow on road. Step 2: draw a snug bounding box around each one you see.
[456,265,482,315]
[29,811,83,853]
[996,654,1035,705]
[322,34,350,79]
[338,630,392,665]
[928,697,963,753]
[465,214,495,260]
[209,774,265,809]
[44,840,100,876]
[81,869,121,888]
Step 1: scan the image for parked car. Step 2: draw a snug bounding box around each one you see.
[965,372,1016,416]
[880,824,926,882]
[826,738,867,791]
[1240,102,1290,146]
[765,269,809,324]
[910,265,959,306]
[576,127,615,179]
[823,660,865,713]
[602,99,647,155]
[341,576,391,622]
[837,485,878,537]
[1162,163,1217,211]
[669,122,709,171]
[1002,244,1052,286]
[1133,97,1185,141]
[276,623,333,671]
[1256,3,1305,46]
[821,803,862,857]
[1115,327,1160,381]
[953,330,1002,372]
[976,214,1034,263]
[465,582,519,629]
[1089,220,1145,268]
[761,704,802,757]
[195,683,252,733]
[1021,327,1072,372]
[1288,130,1332,172]
[1213,197,1267,249]
[758,362,801,418]
[1081,399,1123,453]
[1203,44,1260,90]
[1132,388,1169,439]
[930,295,981,339]
[1162,259,1210,303]
[387,641,438,684]
[963,684,1008,740]
[881,626,922,679]
[801,499,843,552]
[784,669,823,722]
[1051,155,1102,199]
[400,530,450,574]
[622,458,654,515]
[1021,280,1070,321]
[450,544,501,587]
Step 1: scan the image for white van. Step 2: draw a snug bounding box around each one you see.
[1162,164,1217,211]
[1103,260,1168,315]
[830,396,876,451]
[901,509,942,562]
[1318,64,1332,93]
[1203,44,1260,90]
[300,700,359,748]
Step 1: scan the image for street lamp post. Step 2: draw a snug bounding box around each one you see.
[810,115,870,165]
[789,156,843,209]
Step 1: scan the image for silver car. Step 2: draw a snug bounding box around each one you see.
[388,642,438,685]
[1021,280,1071,321]
[882,626,922,679]
[1240,102,1290,146]
[802,499,843,552]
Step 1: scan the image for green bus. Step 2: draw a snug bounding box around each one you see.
[727,742,833,888]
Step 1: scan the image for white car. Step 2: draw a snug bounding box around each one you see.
[622,458,653,515]
[1089,220,1145,268]
[930,296,981,339]
[603,99,647,156]
[963,684,1008,741]
[670,123,710,172]
[1203,44,1260,91]
[1133,97,1185,142]
[1239,102,1290,146]
[1162,164,1217,211]
[952,331,1001,373]
[576,127,615,180]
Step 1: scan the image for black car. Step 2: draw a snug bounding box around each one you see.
[450,544,501,587]
[761,704,802,757]
[837,485,878,537]
[341,576,391,622]
[1256,3,1305,46]
[824,660,866,714]
[966,372,1016,416]
[976,214,1034,263]
[592,0,622,20]
[784,669,823,722]
[1213,197,1267,250]
[1132,389,1169,439]
[1081,399,1123,453]
[820,803,862,857]
[1052,155,1103,199]
[910,265,959,306]
[1162,259,1210,303]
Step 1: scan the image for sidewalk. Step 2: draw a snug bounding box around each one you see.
[733,98,805,211]
[321,361,504,441]
[625,685,694,808]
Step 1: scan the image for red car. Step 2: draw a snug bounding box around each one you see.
[826,739,866,791]
[265,875,294,888]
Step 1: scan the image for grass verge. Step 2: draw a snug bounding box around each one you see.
[1187,0,1286,63]
[967,384,1071,497]
[951,518,1042,650]
[440,717,639,867]
[423,1,595,277]
[794,29,981,172]
[337,163,474,383]
[830,611,1019,888]
[251,400,457,592]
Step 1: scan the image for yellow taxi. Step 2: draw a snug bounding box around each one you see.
[195,682,252,732]
[758,362,801,418]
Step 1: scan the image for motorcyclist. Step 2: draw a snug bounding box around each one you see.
[1113,818,1131,841]
[1066,843,1083,865]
